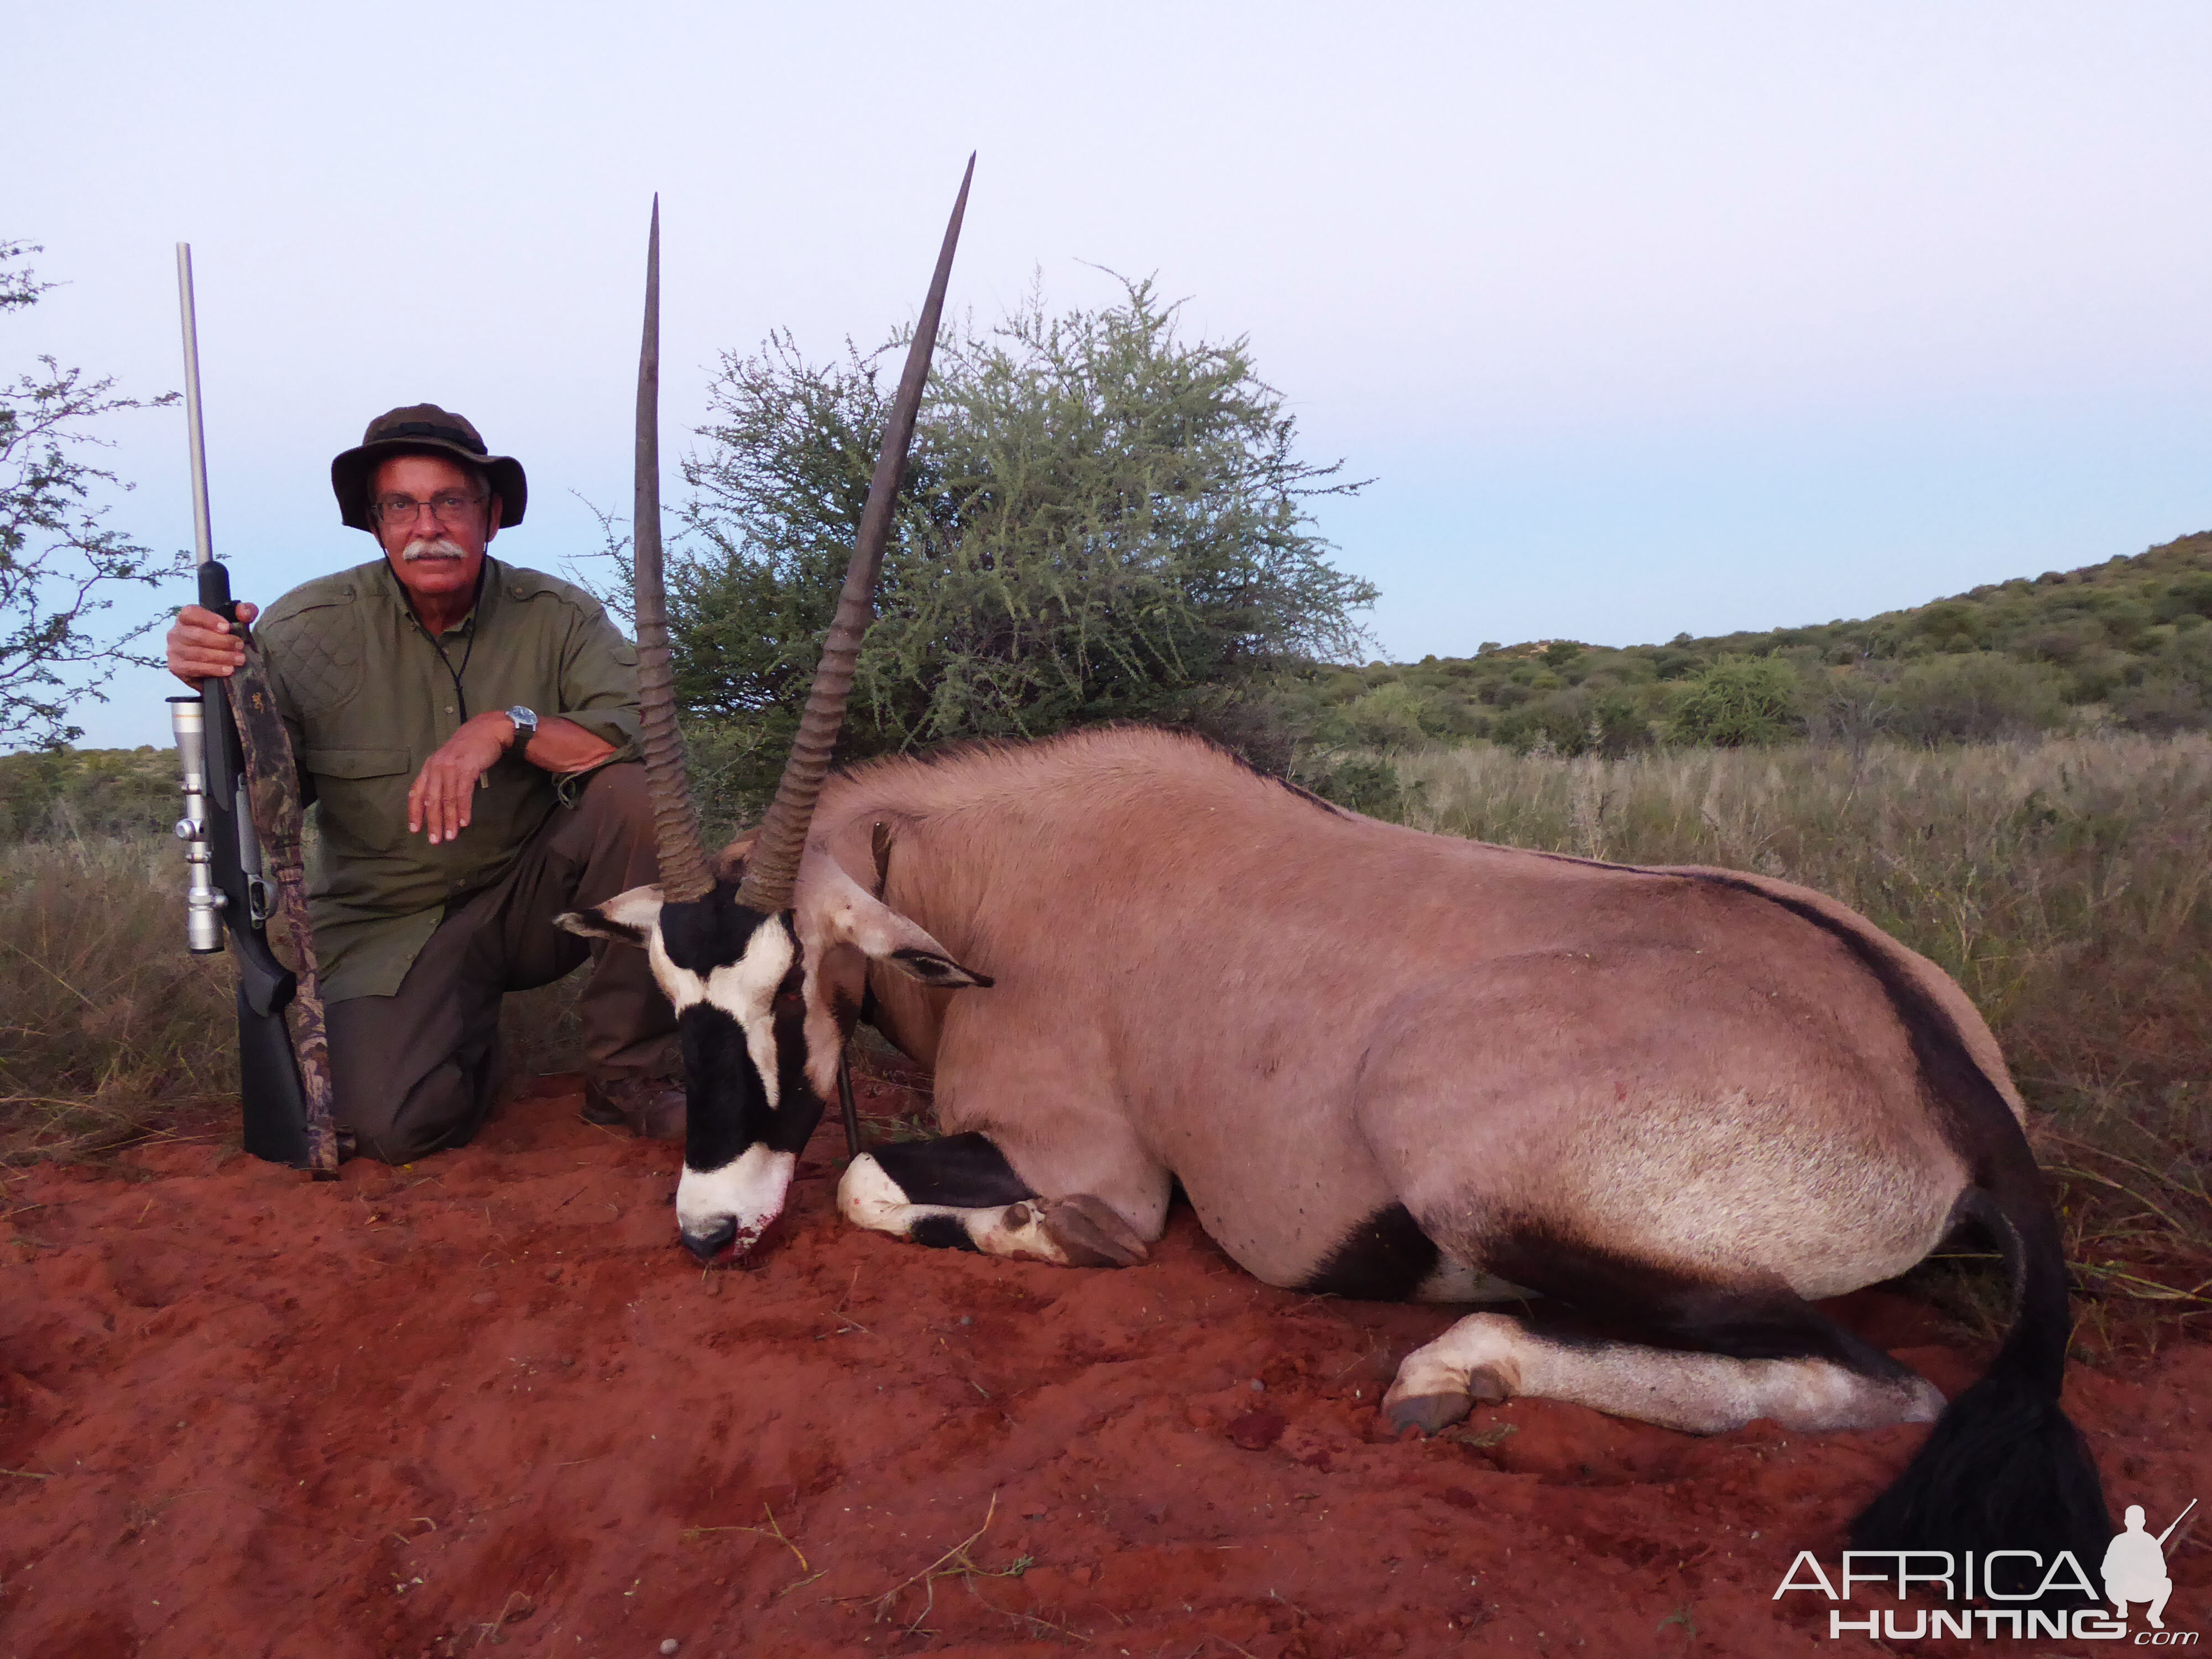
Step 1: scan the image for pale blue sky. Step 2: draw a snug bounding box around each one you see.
[12,2,2211,746]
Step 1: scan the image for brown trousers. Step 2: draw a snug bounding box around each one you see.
[326,761,677,1162]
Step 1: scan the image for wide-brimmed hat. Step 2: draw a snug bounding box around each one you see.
[330,404,527,531]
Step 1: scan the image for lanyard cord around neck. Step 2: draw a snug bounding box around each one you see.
[415,562,486,722]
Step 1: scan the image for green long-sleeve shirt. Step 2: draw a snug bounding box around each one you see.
[256,556,641,1002]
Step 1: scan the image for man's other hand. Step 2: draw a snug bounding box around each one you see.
[408,714,514,846]
[166,602,259,684]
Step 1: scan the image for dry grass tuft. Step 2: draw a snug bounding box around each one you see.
[0,833,598,1163]
[0,832,240,1165]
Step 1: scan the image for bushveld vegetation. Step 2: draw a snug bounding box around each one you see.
[624,278,1375,807]
[1288,530,2212,767]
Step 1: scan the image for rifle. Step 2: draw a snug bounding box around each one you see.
[166,243,341,1176]
[2157,1499,2197,1549]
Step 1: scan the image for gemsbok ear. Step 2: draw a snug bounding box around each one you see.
[885,944,993,989]
[803,864,993,989]
[554,884,666,946]
[713,832,758,885]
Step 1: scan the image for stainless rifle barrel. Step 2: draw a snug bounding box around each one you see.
[175,244,214,568]
[171,245,229,955]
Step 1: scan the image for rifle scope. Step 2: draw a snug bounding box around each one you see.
[168,695,226,954]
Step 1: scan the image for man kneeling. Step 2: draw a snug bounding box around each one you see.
[165,405,681,1159]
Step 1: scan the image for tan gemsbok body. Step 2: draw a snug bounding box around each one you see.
[562,170,2109,1592]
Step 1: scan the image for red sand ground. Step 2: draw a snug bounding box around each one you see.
[3,1074,2206,1659]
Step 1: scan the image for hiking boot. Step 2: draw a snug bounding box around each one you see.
[582,1074,686,1140]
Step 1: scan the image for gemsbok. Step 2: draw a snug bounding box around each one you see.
[562,166,2112,1586]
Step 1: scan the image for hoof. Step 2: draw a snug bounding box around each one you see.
[1467,1363,1512,1405]
[1039,1194,1150,1268]
[1900,1377,1944,1424]
[1384,1391,1474,1438]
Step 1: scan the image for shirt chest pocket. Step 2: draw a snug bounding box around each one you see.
[304,747,413,855]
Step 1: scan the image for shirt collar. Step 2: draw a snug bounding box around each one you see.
[376,553,501,639]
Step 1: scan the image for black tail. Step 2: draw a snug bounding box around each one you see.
[1851,1158,2112,1601]
[1662,873,2111,1601]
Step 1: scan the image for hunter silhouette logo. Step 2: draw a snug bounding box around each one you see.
[1773,1496,2199,1642]
[2105,1501,2194,1632]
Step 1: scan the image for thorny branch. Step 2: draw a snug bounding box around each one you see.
[2,240,184,749]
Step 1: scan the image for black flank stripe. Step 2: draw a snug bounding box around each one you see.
[1299,1203,1441,1300]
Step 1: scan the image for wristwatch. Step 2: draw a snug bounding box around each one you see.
[504,705,539,749]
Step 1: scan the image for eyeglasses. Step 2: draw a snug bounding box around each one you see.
[373,492,488,525]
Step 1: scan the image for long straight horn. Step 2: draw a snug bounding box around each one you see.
[734,154,975,913]
[632,196,714,904]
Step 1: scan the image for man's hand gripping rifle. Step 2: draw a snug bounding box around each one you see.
[166,244,340,1176]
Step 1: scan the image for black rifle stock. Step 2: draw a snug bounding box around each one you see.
[169,561,313,1167]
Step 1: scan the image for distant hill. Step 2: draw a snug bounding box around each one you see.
[1287,530,2212,755]
[10,534,2210,846]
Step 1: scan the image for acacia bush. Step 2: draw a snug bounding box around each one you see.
[2,242,182,750]
[1490,685,1651,758]
[1888,652,2068,745]
[2113,628,2212,735]
[1665,656,1802,746]
[669,279,1374,810]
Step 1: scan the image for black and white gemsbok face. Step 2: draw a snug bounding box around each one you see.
[558,864,987,1259]
[576,162,977,1258]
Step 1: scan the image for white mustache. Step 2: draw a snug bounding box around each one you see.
[401,537,468,562]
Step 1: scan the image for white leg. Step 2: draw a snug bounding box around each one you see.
[1382,1310,1944,1436]
[837,1153,1148,1267]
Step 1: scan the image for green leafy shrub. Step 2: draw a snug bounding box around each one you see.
[2114,630,2212,735]
[1331,684,1422,750]
[0,746,179,843]
[667,278,1375,811]
[1889,653,2068,745]
[1494,687,1651,758]
[1295,754,1408,815]
[1665,656,1802,747]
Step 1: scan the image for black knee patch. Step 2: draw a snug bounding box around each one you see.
[909,1214,980,1253]
[870,1132,1035,1208]
[1483,1220,1905,1378]
[1298,1203,1442,1300]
